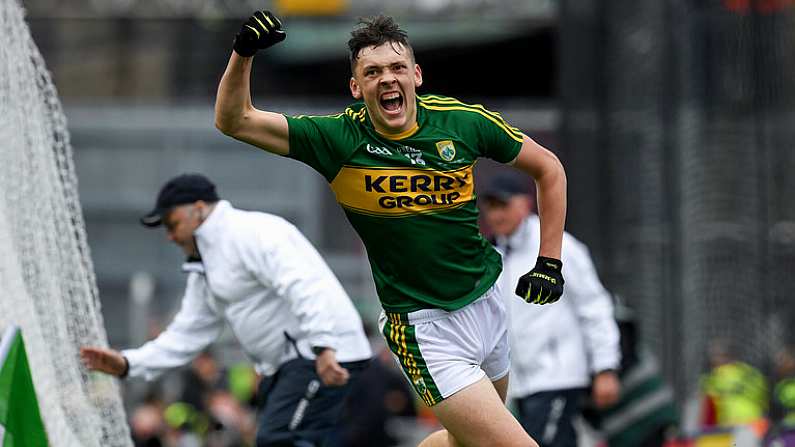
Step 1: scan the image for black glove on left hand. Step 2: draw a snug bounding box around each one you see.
[515,256,564,305]
[233,11,287,57]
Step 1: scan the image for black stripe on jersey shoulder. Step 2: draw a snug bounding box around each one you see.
[417,95,524,142]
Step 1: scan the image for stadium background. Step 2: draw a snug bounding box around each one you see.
[16,0,795,444]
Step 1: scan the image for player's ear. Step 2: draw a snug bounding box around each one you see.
[414,64,423,88]
[350,77,362,99]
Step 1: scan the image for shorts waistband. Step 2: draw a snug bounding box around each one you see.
[384,282,500,325]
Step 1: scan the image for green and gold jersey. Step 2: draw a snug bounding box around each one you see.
[286,94,523,312]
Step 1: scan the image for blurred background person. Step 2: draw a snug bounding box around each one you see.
[177,350,223,416]
[582,298,679,447]
[480,172,621,447]
[81,173,372,447]
[700,339,768,432]
[130,392,168,447]
[772,346,795,428]
[762,345,795,446]
[159,350,258,445]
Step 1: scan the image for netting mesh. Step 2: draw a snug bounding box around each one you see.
[0,0,132,445]
[561,0,795,399]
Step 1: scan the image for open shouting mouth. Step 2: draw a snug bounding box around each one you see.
[380,91,404,115]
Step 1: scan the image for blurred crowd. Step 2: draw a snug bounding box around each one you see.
[649,339,795,447]
[125,327,431,447]
[680,340,795,447]
[122,317,795,447]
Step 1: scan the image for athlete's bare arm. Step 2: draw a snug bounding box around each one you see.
[510,135,567,260]
[215,52,290,156]
[215,12,290,155]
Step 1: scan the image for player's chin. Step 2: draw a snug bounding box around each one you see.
[378,110,407,129]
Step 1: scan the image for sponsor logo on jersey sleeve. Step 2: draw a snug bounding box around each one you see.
[330,164,475,217]
[435,140,456,161]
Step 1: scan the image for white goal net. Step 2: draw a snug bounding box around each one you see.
[0,0,132,445]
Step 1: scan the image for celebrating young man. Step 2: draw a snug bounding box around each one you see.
[215,12,567,447]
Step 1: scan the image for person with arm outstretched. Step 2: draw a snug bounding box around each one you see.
[214,13,568,447]
[82,173,372,447]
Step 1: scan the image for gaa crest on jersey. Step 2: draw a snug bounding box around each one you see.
[435,140,456,162]
[413,375,428,395]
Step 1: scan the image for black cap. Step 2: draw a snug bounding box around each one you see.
[480,174,531,203]
[140,174,219,227]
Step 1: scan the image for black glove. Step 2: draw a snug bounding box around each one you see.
[233,11,286,57]
[515,256,564,305]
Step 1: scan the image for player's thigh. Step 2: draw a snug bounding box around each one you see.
[430,376,538,447]
[483,319,511,404]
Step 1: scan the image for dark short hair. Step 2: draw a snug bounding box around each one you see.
[348,15,413,73]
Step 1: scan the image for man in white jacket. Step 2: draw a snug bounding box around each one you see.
[481,173,622,447]
[81,173,372,447]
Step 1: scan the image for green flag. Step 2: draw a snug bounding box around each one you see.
[0,326,48,447]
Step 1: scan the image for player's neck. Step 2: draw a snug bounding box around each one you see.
[370,100,419,140]
[375,121,419,140]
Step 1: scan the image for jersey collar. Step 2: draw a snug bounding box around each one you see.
[364,98,426,141]
[376,122,419,140]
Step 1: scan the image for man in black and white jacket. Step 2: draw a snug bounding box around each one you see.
[81,173,372,447]
[481,173,621,447]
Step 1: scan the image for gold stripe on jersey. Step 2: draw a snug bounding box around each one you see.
[418,96,524,143]
[293,112,344,119]
[345,107,367,122]
[420,97,524,139]
[330,164,475,217]
[420,95,518,128]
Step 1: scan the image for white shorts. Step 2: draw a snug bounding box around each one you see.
[378,281,510,406]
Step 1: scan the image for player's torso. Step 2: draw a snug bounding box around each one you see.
[324,103,503,312]
[331,105,480,217]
